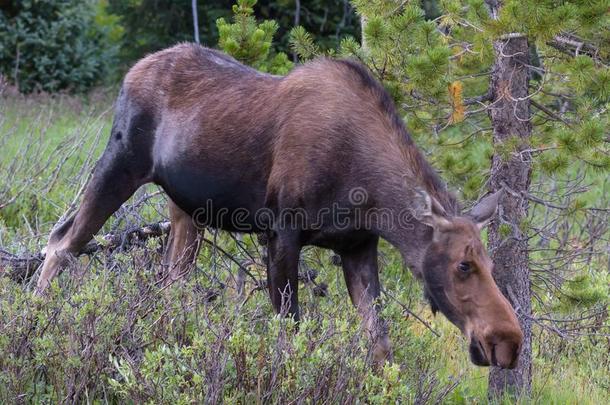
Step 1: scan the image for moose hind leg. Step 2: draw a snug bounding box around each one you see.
[37,120,151,292]
[161,199,202,285]
[37,161,143,292]
[339,236,391,366]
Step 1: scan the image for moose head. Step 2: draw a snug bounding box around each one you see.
[414,190,523,368]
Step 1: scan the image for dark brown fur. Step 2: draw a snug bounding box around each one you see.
[37,44,522,368]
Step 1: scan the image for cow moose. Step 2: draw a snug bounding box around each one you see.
[37,43,523,368]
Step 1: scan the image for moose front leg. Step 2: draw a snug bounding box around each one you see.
[266,231,301,321]
[340,236,391,366]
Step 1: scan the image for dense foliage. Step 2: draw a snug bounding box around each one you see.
[0,0,359,92]
[217,0,293,74]
[0,241,459,403]
[256,0,360,56]
[0,0,117,93]
[105,0,233,65]
[106,0,359,68]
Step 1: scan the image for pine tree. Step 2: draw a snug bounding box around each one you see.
[216,0,293,75]
[484,2,533,395]
[291,0,609,399]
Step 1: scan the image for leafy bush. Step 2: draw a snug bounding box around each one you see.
[0,239,460,403]
[0,0,117,93]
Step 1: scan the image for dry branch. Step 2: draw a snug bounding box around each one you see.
[0,248,43,282]
[0,222,172,282]
[0,222,327,296]
[547,33,608,65]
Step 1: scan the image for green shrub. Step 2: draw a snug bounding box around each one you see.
[217,0,293,75]
[0,0,117,93]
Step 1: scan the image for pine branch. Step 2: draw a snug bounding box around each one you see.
[530,99,573,128]
[546,33,608,65]
[464,93,491,106]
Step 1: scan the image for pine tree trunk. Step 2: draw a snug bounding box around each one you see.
[486,32,533,398]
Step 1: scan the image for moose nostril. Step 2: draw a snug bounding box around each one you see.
[485,338,521,369]
[496,341,521,369]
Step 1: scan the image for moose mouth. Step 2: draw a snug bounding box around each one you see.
[469,338,491,367]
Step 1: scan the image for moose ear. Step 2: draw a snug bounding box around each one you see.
[412,188,451,232]
[467,190,502,230]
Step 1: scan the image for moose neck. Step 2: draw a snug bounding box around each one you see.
[370,146,458,274]
[374,187,435,273]
[348,76,458,271]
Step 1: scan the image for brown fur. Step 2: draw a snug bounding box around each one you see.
[37,43,521,368]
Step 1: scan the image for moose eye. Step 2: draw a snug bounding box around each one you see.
[458,262,471,272]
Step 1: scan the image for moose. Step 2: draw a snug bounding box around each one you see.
[37,43,523,368]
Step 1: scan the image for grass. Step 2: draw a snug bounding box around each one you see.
[0,93,608,403]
